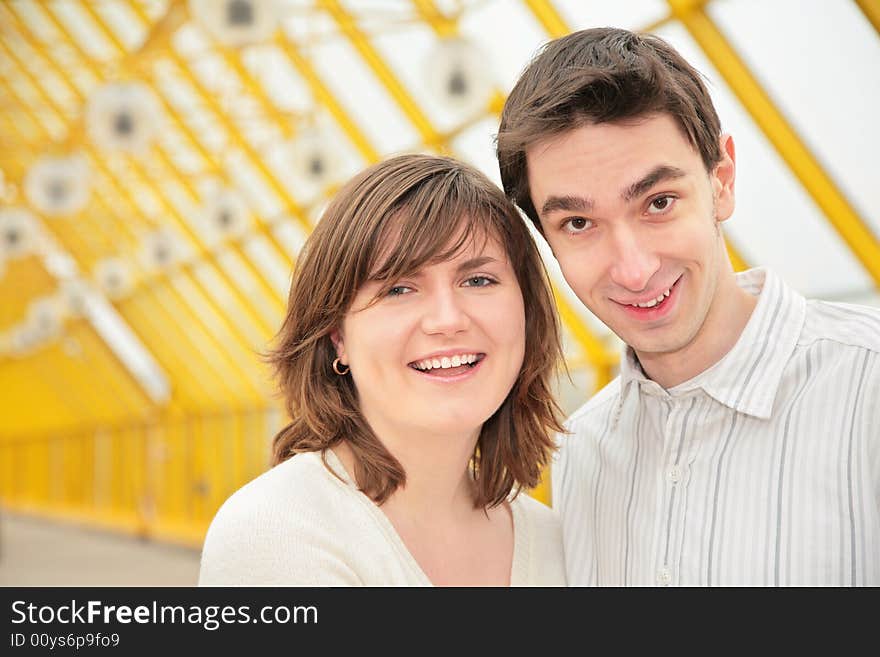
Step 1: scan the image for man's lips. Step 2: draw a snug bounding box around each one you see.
[614,275,682,307]
[617,276,682,321]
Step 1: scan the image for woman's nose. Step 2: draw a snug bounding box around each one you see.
[420,290,471,336]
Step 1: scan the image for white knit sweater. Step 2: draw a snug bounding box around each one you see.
[198,450,566,586]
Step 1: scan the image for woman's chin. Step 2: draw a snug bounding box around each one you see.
[404,405,504,439]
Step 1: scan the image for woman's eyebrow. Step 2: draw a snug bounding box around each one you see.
[367,255,499,282]
[455,255,497,274]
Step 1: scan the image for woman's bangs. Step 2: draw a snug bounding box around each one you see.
[365,198,498,288]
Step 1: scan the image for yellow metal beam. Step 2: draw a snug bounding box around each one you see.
[0,60,266,408]
[122,0,312,235]
[521,1,752,275]
[523,0,571,38]
[319,0,444,147]
[855,0,880,35]
[91,193,272,403]
[122,1,300,272]
[275,35,381,164]
[0,33,268,368]
[30,3,280,343]
[118,295,226,409]
[4,0,286,324]
[668,0,880,286]
[71,1,285,323]
[71,319,159,417]
[412,0,620,393]
[640,13,676,35]
[553,288,616,388]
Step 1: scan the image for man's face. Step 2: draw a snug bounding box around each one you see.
[525,113,736,359]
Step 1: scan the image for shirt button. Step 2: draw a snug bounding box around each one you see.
[657,567,672,586]
[667,464,683,484]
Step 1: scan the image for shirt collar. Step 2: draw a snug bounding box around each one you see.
[615,268,806,421]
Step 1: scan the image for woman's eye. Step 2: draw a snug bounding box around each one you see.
[463,276,496,287]
[386,285,412,297]
[563,217,593,233]
[647,195,676,214]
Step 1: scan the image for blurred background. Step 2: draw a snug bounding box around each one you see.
[0,0,878,585]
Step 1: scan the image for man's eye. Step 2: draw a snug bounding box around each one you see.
[563,217,593,233]
[463,276,496,287]
[647,195,676,214]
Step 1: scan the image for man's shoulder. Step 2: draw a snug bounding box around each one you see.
[801,299,880,355]
[564,376,622,430]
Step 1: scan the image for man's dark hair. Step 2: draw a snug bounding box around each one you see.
[497,27,722,229]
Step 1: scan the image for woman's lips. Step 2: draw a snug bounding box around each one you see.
[408,354,485,382]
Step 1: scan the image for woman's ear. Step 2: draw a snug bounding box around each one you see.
[329,328,347,364]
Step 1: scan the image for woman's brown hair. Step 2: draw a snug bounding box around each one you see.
[266,153,564,508]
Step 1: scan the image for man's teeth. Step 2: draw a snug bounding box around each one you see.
[631,288,671,308]
[413,354,479,371]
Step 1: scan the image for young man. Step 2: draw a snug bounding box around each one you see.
[497,27,880,586]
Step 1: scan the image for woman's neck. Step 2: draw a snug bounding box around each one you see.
[333,421,481,522]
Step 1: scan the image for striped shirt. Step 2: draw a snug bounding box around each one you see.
[553,268,880,586]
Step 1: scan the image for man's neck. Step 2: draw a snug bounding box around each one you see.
[636,275,758,389]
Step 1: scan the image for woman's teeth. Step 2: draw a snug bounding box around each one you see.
[413,353,479,371]
[631,288,671,308]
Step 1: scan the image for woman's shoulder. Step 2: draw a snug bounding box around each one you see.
[198,451,368,585]
[216,451,343,515]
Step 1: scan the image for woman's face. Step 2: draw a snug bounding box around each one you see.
[332,231,526,442]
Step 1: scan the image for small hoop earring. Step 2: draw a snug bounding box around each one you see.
[332,358,350,375]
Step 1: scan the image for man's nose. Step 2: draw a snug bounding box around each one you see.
[420,289,471,336]
[607,228,661,292]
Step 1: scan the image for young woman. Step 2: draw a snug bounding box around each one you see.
[199,154,566,586]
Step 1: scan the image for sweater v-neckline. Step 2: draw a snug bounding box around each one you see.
[314,449,528,587]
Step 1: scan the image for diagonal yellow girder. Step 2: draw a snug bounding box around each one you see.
[522,0,571,37]
[0,71,270,408]
[1,0,285,328]
[0,257,57,329]
[412,0,618,392]
[0,98,264,416]
[855,0,880,35]
[319,0,445,148]
[274,35,381,164]
[70,1,287,319]
[15,3,281,343]
[0,33,270,372]
[521,0,752,275]
[119,1,314,238]
[668,0,880,286]
[122,1,311,258]
[91,191,273,403]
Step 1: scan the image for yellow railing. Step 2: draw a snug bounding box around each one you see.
[0,407,280,548]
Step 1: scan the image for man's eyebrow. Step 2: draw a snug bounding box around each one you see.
[622,165,687,202]
[540,195,593,217]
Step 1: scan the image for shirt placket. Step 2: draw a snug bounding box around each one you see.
[651,391,697,587]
